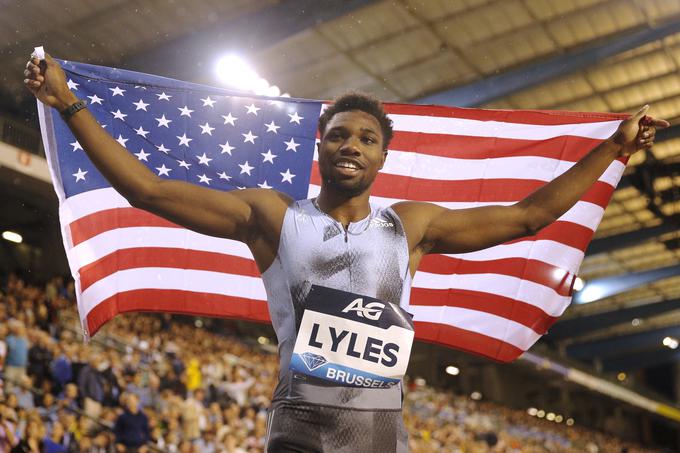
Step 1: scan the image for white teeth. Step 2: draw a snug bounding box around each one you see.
[336,162,358,169]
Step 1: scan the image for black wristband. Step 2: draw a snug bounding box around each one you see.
[60,100,87,121]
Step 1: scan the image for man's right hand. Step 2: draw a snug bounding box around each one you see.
[24,53,78,111]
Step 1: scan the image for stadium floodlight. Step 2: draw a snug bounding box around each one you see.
[555,415,563,423]
[617,372,626,381]
[527,407,538,416]
[536,409,545,418]
[2,231,22,244]
[546,412,555,421]
[445,365,460,376]
[215,55,259,91]
[566,418,574,426]
[663,336,679,349]
[257,336,270,345]
[631,318,642,326]
[470,391,482,401]
[573,277,585,291]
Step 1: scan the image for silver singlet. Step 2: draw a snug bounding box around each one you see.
[261,198,412,410]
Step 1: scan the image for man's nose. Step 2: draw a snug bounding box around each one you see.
[339,137,361,155]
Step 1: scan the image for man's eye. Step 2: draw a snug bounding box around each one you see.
[363,137,376,144]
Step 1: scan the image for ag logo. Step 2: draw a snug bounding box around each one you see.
[341,298,385,321]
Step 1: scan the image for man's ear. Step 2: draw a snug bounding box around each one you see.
[379,150,388,170]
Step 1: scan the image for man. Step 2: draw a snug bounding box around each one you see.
[3,321,29,394]
[113,393,150,453]
[25,54,667,452]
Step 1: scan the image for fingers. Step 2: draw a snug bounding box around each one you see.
[631,104,650,122]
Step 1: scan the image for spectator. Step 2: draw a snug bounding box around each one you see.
[49,345,73,396]
[13,376,33,411]
[77,353,105,433]
[4,321,29,393]
[11,416,44,453]
[43,421,67,453]
[0,403,18,452]
[27,332,53,388]
[0,324,8,377]
[113,393,149,453]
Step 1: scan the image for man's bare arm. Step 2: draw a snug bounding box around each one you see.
[394,106,669,273]
[24,54,289,265]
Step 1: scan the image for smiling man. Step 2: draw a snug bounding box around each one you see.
[24,54,667,452]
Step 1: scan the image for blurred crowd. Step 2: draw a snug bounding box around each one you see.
[0,272,667,452]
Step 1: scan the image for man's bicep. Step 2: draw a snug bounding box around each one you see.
[135,180,289,242]
[423,204,531,254]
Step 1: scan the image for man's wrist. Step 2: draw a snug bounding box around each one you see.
[55,93,80,112]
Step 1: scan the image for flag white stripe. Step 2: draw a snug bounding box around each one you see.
[412,272,570,317]
[388,114,621,140]
[80,267,267,317]
[409,305,541,350]
[68,227,252,269]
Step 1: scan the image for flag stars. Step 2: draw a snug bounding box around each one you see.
[177,160,191,169]
[242,131,257,144]
[111,109,127,121]
[178,106,194,117]
[288,111,304,124]
[221,113,237,126]
[201,96,216,108]
[133,99,150,111]
[265,121,280,134]
[157,144,171,154]
[218,171,231,181]
[280,169,295,184]
[284,137,300,152]
[197,174,212,185]
[72,168,88,182]
[219,142,235,155]
[245,103,260,115]
[87,94,103,105]
[239,161,254,176]
[177,133,193,147]
[156,92,172,101]
[261,149,277,164]
[196,153,212,166]
[70,141,83,152]
[116,134,129,148]
[134,126,149,138]
[155,114,172,128]
[156,164,172,177]
[110,86,126,96]
[199,122,215,135]
[67,79,79,90]
[134,149,150,162]
[258,180,273,189]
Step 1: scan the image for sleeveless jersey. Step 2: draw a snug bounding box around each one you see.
[261,198,412,410]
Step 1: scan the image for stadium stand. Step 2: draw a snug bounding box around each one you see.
[0,272,666,452]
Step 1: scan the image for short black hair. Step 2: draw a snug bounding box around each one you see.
[318,92,394,150]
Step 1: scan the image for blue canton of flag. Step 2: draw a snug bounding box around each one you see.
[53,60,321,200]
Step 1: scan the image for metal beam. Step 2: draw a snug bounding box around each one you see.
[586,219,680,255]
[574,264,680,304]
[415,18,680,107]
[548,297,680,340]
[602,348,680,373]
[123,0,377,82]
[567,324,680,360]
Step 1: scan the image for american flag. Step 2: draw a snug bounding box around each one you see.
[37,59,627,362]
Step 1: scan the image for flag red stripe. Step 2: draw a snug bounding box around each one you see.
[86,289,270,337]
[389,133,603,161]
[384,103,628,125]
[78,247,261,291]
[310,163,615,207]
[419,255,574,297]
[413,321,523,362]
[410,288,557,335]
[70,207,179,246]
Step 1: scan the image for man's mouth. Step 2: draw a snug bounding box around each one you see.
[333,159,363,174]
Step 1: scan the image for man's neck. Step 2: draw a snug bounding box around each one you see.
[315,187,371,228]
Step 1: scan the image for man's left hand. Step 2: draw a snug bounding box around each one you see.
[613,105,670,156]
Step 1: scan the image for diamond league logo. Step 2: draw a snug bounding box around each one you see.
[300,352,328,371]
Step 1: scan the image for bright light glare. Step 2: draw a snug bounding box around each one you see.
[573,277,585,291]
[566,418,574,426]
[576,283,606,304]
[445,366,460,376]
[546,412,555,421]
[617,372,626,381]
[470,391,482,401]
[257,336,269,345]
[527,407,538,416]
[555,415,563,423]
[536,410,545,418]
[663,336,679,349]
[2,231,22,244]
[215,55,259,90]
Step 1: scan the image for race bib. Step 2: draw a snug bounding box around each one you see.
[289,285,414,389]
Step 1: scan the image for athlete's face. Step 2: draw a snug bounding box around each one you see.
[318,110,387,196]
